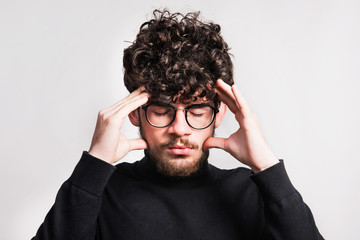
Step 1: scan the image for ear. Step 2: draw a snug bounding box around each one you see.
[214,102,227,128]
[129,109,140,127]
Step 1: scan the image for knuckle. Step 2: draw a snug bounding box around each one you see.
[98,110,109,122]
[103,116,112,125]
[98,109,106,117]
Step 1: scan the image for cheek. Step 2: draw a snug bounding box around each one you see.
[193,129,214,146]
[147,132,164,147]
[141,124,165,147]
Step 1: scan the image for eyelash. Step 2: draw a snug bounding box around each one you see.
[154,112,170,116]
[189,113,203,117]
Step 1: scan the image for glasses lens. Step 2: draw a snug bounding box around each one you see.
[186,105,215,129]
[146,104,175,127]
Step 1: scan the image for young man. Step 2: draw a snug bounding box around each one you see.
[33,10,323,240]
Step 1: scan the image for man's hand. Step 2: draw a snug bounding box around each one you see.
[88,87,149,164]
[203,80,279,173]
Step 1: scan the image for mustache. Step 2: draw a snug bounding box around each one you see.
[160,138,199,150]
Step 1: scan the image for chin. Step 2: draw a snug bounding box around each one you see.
[148,150,209,177]
[169,157,197,168]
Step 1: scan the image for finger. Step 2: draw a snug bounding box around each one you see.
[217,79,252,119]
[129,138,148,151]
[98,93,148,125]
[106,87,148,113]
[108,91,149,116]
[203,137,226,150]
[113,93,149,120]
[231,85,251,116]
[215,79,242,113]
[216,79,236,101]
[110,88,148,111]
[215,88,240,114]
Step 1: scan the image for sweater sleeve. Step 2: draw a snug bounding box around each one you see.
[32,152,116,240]
[250,161,324,240]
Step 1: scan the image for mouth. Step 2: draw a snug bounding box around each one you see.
[167,144,193,155]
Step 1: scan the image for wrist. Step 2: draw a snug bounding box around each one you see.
[250,155,280,174]
[88,148,114,164]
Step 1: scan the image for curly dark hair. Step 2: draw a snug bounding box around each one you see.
[123,9,233,108]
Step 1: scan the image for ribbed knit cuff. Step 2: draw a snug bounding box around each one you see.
[250,160,296,204]
[69,151,116,196]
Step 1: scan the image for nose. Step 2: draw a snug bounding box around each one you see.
[167,109,192,136]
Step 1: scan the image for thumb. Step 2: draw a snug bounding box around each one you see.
[129,138,148,151]
[203,137,226,151]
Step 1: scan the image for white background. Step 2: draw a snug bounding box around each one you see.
[1,0,359,239]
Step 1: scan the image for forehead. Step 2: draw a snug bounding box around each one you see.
[148,96,213,107]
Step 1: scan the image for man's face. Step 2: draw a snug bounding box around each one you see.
[139,100,216,177]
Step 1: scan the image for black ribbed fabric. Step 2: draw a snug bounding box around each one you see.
[32,152,324,240]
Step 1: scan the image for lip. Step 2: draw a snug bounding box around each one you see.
[167,145,193,155]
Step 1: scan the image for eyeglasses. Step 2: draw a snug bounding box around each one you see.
[141,103,219,130]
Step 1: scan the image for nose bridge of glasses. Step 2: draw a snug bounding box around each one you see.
[174,106,186,112]
[173,107,187,121]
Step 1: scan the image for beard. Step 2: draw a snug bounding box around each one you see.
[139,125,213,177]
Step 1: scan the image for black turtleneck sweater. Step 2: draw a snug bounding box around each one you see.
[32,152,324,240]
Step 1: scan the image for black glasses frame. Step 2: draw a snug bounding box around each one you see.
[141,103,219,130]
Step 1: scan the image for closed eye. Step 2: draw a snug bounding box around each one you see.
[154,110,171,116]
[189,112,204,117]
